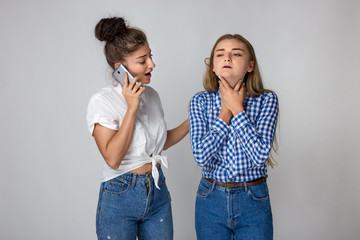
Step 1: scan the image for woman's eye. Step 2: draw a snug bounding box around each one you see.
[233,53,242,56]
[216,54,223,57]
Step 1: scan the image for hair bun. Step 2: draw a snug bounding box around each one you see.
[95,17,127,42]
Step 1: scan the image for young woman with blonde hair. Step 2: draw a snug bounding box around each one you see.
[189,34,279,239]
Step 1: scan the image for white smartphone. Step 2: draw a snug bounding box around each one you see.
[112,64,133,85]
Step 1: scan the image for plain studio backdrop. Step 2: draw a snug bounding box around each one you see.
[1,0,360,239]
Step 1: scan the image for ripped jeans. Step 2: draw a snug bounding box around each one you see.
[96,167,173,240]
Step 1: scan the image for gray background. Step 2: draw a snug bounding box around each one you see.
[1,0,360,239]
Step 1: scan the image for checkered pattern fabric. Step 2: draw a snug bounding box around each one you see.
[189,90,279,182]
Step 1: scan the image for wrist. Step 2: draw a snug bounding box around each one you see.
[232,106,244,116]
[219,108,232,124]
[126,106,138,115]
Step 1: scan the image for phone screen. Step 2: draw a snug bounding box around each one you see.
[112,64,133,85]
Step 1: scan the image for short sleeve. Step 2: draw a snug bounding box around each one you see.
[86,95,120,135]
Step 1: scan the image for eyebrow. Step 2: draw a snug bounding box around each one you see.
[136,54,147,59]
[136,50,152,59]
[215,48,244,52]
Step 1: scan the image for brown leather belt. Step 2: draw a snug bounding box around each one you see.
[205,176,267,189]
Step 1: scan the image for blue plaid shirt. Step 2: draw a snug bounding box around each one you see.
[189,90,279,182]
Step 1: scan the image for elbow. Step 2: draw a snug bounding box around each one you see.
[104,156,122,170]
[193,153,207,167]
[107,160,120,170]
[252,150,271,166]
[253,158,267,167]
[163,140,170,151]
[248,142,272,166]
[191,143,209,167]
[196,160,207,167]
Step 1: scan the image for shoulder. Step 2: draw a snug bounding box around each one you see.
[190,91,214,103]
[88,85,124,109]
[262,91,278,104]
[143,85,159,97]
[143,86,162,106]
[258,91,279,111]
[89,86,116,100]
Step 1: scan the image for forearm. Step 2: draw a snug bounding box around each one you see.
[232,96,278,165]
[163,119,189,150]
[190,117,228,167]
[101,109,137,169]
[218,107,233,124]
[235,127,273,166]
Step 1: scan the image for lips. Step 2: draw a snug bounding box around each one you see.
[223,65,232,68]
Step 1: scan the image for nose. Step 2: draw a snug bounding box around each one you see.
[224,53,232,62]
[149,58,156,68]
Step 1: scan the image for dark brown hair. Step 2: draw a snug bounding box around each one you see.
[95,17,148,69]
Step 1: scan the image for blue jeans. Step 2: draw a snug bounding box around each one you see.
[96,167,173,240]
[195,177,273,240]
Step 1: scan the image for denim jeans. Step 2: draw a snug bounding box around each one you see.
[195,177,273,240]
[96,167,173,240]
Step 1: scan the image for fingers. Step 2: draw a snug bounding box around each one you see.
[123,75,142,91]
[132,81,143,93]
[219,80,224,95]
[234,81,241,91]
[135,86,146,97]
[219,77,230,89]
[240,81,246,91]
[122,72,129,88]
[128,75,139,89]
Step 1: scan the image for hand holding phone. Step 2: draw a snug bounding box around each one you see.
[113,64,133,86]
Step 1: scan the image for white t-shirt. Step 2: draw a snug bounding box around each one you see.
[86,84,168,189]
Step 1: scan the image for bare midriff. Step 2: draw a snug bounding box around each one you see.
[130,162,160,175]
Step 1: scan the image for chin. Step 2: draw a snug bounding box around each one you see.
[141,80,150,85]
[220,73,233,80]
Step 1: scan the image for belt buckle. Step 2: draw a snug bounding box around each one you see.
[224,182,229,188]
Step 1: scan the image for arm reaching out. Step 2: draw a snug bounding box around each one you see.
[163,119,189,150]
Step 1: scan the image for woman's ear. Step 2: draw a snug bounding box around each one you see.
[114,62,120,70]
[247,61,255,72]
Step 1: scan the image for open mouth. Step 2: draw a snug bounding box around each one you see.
[145,72,151,76]
[223,65,232,68]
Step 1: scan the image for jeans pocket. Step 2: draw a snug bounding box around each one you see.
[103,177,131,195]
[196,180,212,198]
[248,182,270,201]
[156,177,171,201]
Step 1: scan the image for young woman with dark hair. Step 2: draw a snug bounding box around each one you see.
[87,17,188,240]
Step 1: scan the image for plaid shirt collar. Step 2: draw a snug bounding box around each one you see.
[213,90,251,110]
[214,91,221,110]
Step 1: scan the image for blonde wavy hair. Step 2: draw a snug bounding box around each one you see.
[203,34,278,167]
